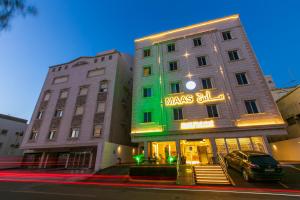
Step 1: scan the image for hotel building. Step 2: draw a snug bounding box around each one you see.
[21,50,134,171]
[131,15,287,165]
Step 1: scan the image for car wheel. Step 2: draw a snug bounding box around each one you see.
[242,169,251,182]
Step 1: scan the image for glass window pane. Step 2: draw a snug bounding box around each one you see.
[75,106,84,115]
[251,137,266,153]
[79,87,88,96]
[238,138,253,151]
[226,138,239,152]
[97,102,105,113]
[93,125,102,137]
[215,138,227,155]
[60,91,68,98]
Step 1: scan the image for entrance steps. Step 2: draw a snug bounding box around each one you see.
[194,165,231,185]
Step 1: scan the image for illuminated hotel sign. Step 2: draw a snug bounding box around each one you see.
[165,91,225,106]
[180,120,215,130]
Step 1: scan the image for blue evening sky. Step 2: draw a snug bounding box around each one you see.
[0,0,299,120]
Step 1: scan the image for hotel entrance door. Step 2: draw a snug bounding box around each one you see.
[181,139,213,165]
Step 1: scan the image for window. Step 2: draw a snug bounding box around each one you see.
[222,31,232,41]
[99,81,108,92]
[70,128,80,138]
[79,87,88,96]
[201,78,213,89]
[96,102,106,113]
[101,57,105,62]
[206,104,219,118]
[108,55,113,60]
[53,76,68,84]
[44,92,51,101]
[143,88,152,97]
[87,69,105,77]
[143,66,151,76]
[60,90,68,99]
[75,106,84,115]
[36,111,43,119]
[244,100,259,114]
[54,109,63,118]
[228,50,240,61]
[169,61,178,71]
[170,83,180,93]
[58,67,61,71]
[193,37,202,47]
[93,124,102,137]
[48,130,56,140]
[29,131,38,141]
[197,56,207,66]
[167,43,175,52]
[143,49,151,57]
[236,72,248,85]
[173,108,183,120]
[1,129,8,135]
[143,112,152,123]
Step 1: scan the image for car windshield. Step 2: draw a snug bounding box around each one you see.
[249,155,277,165]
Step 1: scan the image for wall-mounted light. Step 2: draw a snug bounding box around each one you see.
[186,80,196,90]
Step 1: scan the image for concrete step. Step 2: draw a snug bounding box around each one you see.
[194,169,223,171]
[196,179,230,184]
[195,171,224,173]
[196,176,228,180]
[196,174,227,178]
[194,167,222,169]
[194,165,231,185]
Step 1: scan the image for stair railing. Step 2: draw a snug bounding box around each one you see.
[217,153,235,185]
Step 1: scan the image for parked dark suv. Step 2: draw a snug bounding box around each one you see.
[224,151,283,182]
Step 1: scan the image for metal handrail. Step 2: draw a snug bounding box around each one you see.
[217,153,235,186]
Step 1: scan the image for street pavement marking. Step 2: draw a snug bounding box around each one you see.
[133,187,300,198]
[11,190,97,198]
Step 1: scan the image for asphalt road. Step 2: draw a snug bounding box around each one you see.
[0,181,299,200]
[228,165,300,190]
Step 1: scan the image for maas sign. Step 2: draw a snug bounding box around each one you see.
[165,91,225,107]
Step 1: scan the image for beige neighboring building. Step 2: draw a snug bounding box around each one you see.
[270,86,300,162]
[131,14,287,165]
[265,75,297,102]
[21,50,135,171]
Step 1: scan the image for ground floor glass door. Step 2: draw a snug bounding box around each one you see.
[180,139,213,165]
